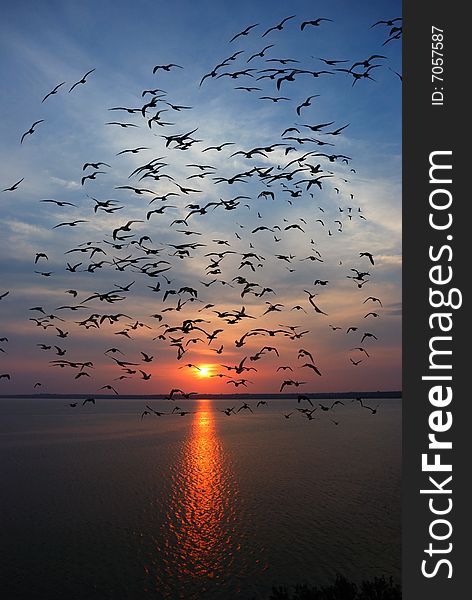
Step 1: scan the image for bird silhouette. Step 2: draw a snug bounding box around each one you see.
[301,18,333,30]
[229,24,259,43]
[262,16,296,37]
[21,120,44,144]
[69,69,95,92]
[42,82,66,102]
[2,178,24,192]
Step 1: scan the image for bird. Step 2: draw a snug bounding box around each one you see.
[262,15,296,37]
[41,82,66,102]
[69,68,95,92]
[168,388,197,399]
[152,64,183,73]
[317,57,348,66]
[202,143,234,152]
[355,397,379,414]
[301,18,333,30]
[40,199,76,207]
[53,220,88,229]
[221,407,236,416]
[247,45,274,62]
[106,122,138,128]
[235,86,261,92]
[280,380,306,392]
[304,291,328,315]
[259,96,290,103]
[363,297,383,307]
[146,405,166,417]
[34,253,48,263]
[296,95,320,115]
[349,55,387,70]
[237,402,253,413]
[21,120,44,144]
[351,347,370,357]
[83,161,111,171]
[337,65,381,86]
[361,332,378,343]
[100,385,119,395]
[382,31,402,45]
[229,24,259,43]
[81,171,105,185]
[116,147,150,156]
[2,178,24,192]
[388,67,403,81]
[360,252,375,265]
[370,18,402,29]
[297,395,314,407]
[326,123,350,136]
[300,363,322,376]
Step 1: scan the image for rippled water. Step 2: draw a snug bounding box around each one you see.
[0,397,401,599]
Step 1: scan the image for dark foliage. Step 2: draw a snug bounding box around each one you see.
[263,575,401,600]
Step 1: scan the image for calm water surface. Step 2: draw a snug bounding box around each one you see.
[0,397,401,599]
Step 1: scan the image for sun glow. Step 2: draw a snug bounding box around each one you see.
[197,366,212,378]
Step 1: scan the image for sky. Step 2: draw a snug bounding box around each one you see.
[0,0,402,395]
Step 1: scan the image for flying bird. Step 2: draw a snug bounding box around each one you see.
[152,64,183,73]
[361,332,378,343]
[360,252,375,265]
[229,24,259,43]
[363,297,383,307]
[296,95,320,115]
[262,15,296,37]
[41,82,66,102]
[247,45,274,62]
[370,18,402,28]
[69,68,95,92]
[301,18,333,30]
[100,385,119,395]
[21,120,44,144]
[2,178,24,192]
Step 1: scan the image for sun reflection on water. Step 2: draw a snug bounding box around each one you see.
[153,400,240,598]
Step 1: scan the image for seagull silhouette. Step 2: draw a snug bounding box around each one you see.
[69,68,95,92]
[21,120,44,144]
[42,82,66,102]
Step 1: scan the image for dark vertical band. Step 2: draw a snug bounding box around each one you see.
[403,2,466,598]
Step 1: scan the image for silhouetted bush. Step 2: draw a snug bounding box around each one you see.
[264,575,401,600]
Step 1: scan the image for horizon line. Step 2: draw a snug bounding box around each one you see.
[0,390,402,400]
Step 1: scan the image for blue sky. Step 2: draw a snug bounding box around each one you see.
[0,0,401,395]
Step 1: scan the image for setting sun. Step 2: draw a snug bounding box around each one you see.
[197,366,212,378]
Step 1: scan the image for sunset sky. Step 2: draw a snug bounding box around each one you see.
[0,0,401,395]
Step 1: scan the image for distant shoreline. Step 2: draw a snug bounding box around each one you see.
[0,391,402,400]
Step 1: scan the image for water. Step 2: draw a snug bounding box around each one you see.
[0,397,401,599]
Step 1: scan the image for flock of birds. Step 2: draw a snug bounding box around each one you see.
[137,394,379,423]
[0,13,401,424]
